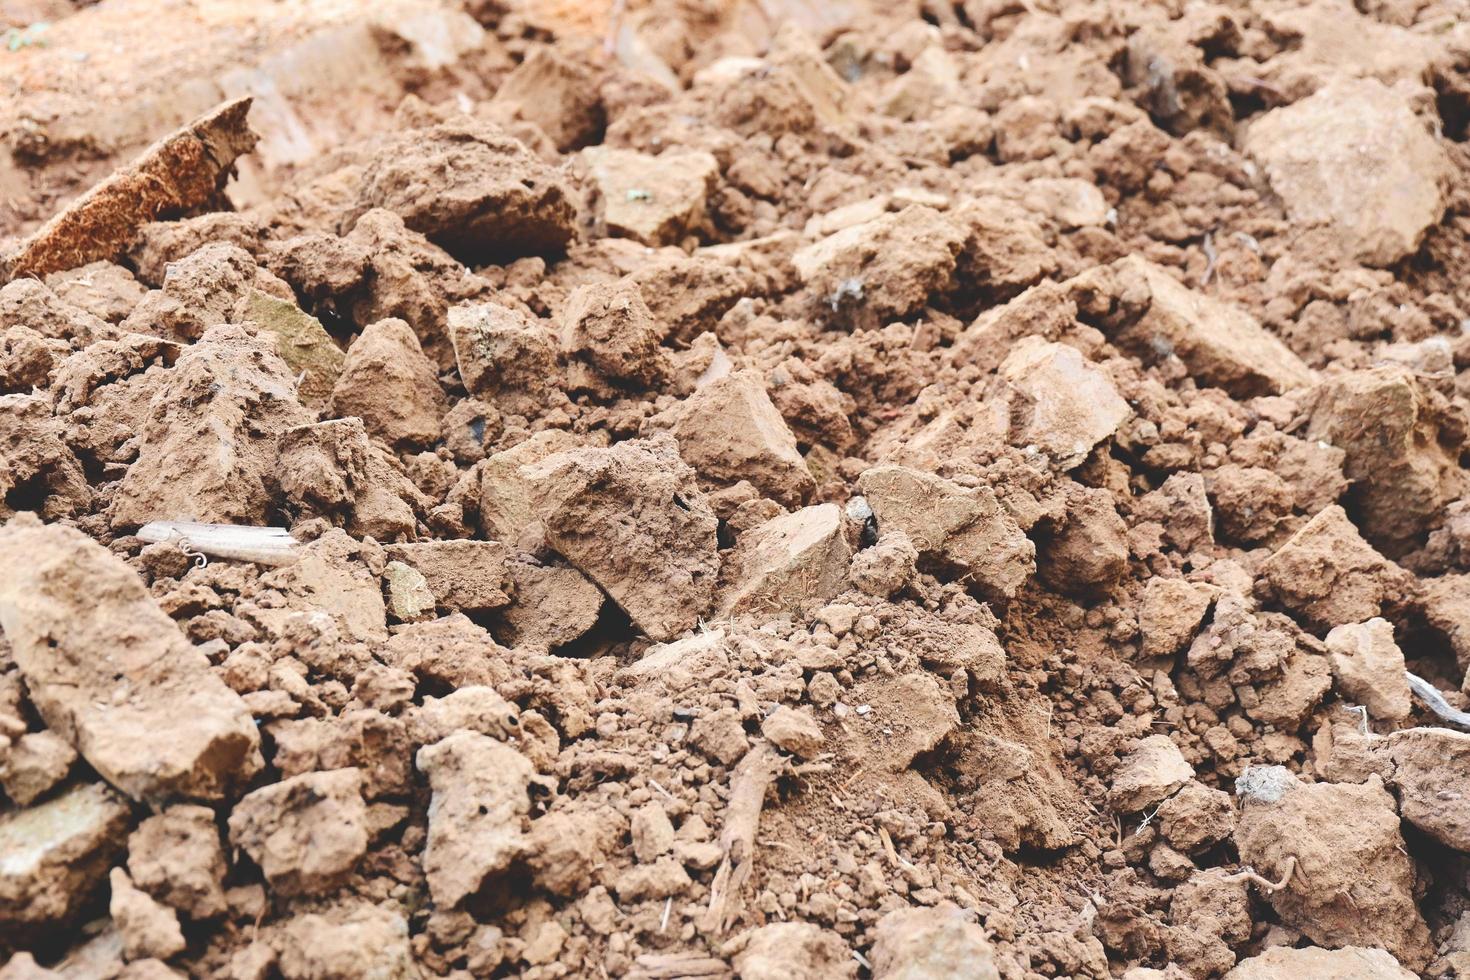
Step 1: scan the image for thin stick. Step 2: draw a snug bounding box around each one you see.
[1406,671,1470,729]
[702,744,782,934]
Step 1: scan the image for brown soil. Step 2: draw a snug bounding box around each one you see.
[2,0,1470,978]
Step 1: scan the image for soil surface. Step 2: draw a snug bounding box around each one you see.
[3,0,1470,978]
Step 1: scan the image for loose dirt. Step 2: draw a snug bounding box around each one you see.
[2,0,1470,978]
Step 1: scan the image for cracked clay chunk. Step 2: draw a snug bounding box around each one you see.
[227,768,368,897]
[1236,767,1431,970]
[448,302,561,417]
[582,146,719,246]
[0,782,130,931]
[127,805,228,920]
[1323,618,1410,721]
[654,370,815,507]
[561,280,671,388]
[857,465,1034,599]
[1376,728,1470,853]
[109,324,312,528]
[994,337,1129,470]
[276,902,419,980]
[416,731,536,908]
[1109,734,1193,813]
[351,122,577,264]
[1259,505,1411,631]
[1113,257,1315,397]
[871,905,1001,980]
[1225,945,1417,980]
[525,434,719,642]
[110,869,185,961]
[329,317,446,449]
[716,504,852,619]
[1307,367,1463,557]
[791,205,966,326]
[1244,78,1452,267]
[383,541,512,615]
[0,517,263,802]
[735,922,857,980]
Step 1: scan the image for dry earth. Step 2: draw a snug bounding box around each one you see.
[3,0,1470,978]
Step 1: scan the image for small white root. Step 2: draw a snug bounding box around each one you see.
[1222,855,1297,893]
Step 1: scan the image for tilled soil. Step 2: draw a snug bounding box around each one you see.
[3,0,1470,978]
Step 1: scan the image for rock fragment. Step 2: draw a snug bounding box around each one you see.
[383,561,435,623]
[1259,505,1410,630]
[716,504,852,618]
[1323,618,1410,721]
[127,805,228,920]
[582,146,719,246]
[1224,945,1416,980]
[735,922,856,980]
[110,324,312,528]
[871,905,1001,980]
[330,317,446,448]
[850,531,919,597]
[792,205,967,327]
[3,98,258,281]
[1109,735,1193,812]
[525,434,719,641]
[0,730,75,806]
[0,782,130,931]
[1112,257,1314,397]
[275,903,419,980]
[416,731,536,908]
[561,280,671,388]
[994,337,1129,469]
[857,465,1034,599]
[351,122,577,263]
[760,706,825,758]
[654,370,815,507]
[1307,367,1463,556]
[1244,78,1452,266]
[0,518,262,802]
[448,302,561,417]
[227,768,369,897]
[110,869,185,961]
[384,541,512,615]
[1235,768,1430,969]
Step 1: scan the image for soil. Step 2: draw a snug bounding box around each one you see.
[2,0,1470,978]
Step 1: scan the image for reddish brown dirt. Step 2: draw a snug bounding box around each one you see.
[3,1,1470,979]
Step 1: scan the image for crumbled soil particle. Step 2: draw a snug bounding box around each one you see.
[4,1,1470,978]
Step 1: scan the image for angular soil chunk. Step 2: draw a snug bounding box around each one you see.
[0,730,75,806]
[857,465,1034,599]
[0,518,263,802]
[489,46,603,152]
[2,97,257,281]
[1138,578,1213,658]
[525,434,719,641]
[1109,734,1194,812]
[495,558,605,651]
[1224,945,1416,980]
[581,146,719,246]
[0,278,112,344]
[1037,485,1128,597]
[416,731,535,908]
[716,504,852,618]
[0,393,93,521]
[127,805,228,920]
[0,782,130,931]
[329,317,445,448]
[277,418,430,542]
[1323,618,1410,721]
[243,290,343,409]
[110,869,185,961]
[351,122,577,264]
[227,768,368,897]
[653,370,815,507]
[1307,367,1463,556]
[560,280,671,388]
[736,922,856,980]
[110,324,312,528]
[121,242,290,344]
[45,261,147,324]
[792,205,967,327]
[383,541,512,615]
[1244,78,1452,266]
[479,430,585,543]
[871,905,1001,980]
[448,302,561,417]
[1259,505,1411,631]
[1377,728,1470,853]
[994,337,1130,470]
[275,902,418,980]
[1421,574,1470,673]
[1113,257,1315,397]
[1236,769,1431,969]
